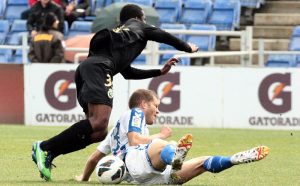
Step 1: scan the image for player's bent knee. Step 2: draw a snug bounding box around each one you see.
[160,144,176,165]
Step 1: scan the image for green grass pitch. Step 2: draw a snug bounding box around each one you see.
[0,124,299,186]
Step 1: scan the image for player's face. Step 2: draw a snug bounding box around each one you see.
[144,97,160,125]
[139,10,146,23]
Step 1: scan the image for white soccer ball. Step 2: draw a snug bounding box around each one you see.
[95,155,127,184]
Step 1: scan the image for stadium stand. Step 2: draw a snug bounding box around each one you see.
[187,24,217,51]
[0,49,12,62]
[4,19,28,63]
[155,0,182,23]
[240,0,265,8]
[266,54,297,67]
[159,23,190,65]
[67,21,93,38]
[132,54,146,65]
[4,0,29,23]
[64,21,69,36]
[0,0,7,18]
[207,0,241,31]
[179,0,212,26]
[289,26,300,51]
[0,20,9,44]
[127,0,154,6]
[6,19,27,45]
[159,23,187,50]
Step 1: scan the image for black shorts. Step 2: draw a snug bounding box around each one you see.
[75,56,114,113]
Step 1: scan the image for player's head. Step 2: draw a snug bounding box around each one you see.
[120,4,146,24]
[129,89,159,124]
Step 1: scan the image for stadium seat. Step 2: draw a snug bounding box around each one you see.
[265,54,297,67]
[127,0,153,6]
[0,0,7,18]
[0,49,13,63]
[155,0,182,23]
[0,20,10,44]
[289,26,300,51]
[207,0,241,30]
[158,23,190,65]
[6,19,28,45]
[67,21,93,38]
[187,24,216,51]
[179,0,212,25]
[296,55,300,67]
[132,54,146,65]
[159,23,187,50]
[4,0,29,23]
[240,0,264,9]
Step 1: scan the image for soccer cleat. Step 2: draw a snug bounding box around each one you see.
[230,146,269,165]
[32,141,52,181]
[171,134,193,171]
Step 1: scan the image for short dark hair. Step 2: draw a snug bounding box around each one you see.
[119,4,143,24]
[41,12,58,31]
[128,89,158,109]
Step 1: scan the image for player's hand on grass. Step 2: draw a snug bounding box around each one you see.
[160,57,179,75]
[188,43,199,53]
[159,126,172,139]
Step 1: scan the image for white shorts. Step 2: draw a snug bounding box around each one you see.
[125,142,172,184]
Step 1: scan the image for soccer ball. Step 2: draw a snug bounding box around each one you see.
[95,155,127,184]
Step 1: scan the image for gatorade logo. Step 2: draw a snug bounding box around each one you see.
[258,73,291,114]
[45,71,76,110]
[149,72,180,112]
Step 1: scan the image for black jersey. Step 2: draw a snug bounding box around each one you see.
[88,19,192,77]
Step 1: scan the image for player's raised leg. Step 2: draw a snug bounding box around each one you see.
[170,145,269,184]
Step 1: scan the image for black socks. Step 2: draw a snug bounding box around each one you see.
[40,119,93,159]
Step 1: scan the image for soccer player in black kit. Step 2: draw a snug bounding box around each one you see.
[32,4,199,181]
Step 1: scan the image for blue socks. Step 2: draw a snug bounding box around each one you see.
[203,156,233,173]
[160,144,176,165]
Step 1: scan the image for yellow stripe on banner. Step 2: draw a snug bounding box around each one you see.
[34,34,53,42]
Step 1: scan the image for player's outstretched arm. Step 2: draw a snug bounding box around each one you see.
[75,150,106,182]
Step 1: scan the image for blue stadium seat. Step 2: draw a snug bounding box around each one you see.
[158,23,190,65]
[132,54,146,65]
[159,23,187,50]
[289,26,300,51]
[179,0,212,25]
[187,24,216,51]
[4,0,29,23]
[6,19,28,45]
[0,0,7,18]
[0,49,13,63]
[296,55,300,67]
[266,54,297,67]
[0,20,10,44]
[240,0,264,8]
[68,21,93,38]
[207,0,241,30]
[155,0,182,23]
[84,0,97,21]
[9,49,30,63]
[127,0,153,6]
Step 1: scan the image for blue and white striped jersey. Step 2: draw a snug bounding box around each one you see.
[97,107,149,159]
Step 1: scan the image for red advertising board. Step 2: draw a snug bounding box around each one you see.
[0,64,24,124]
